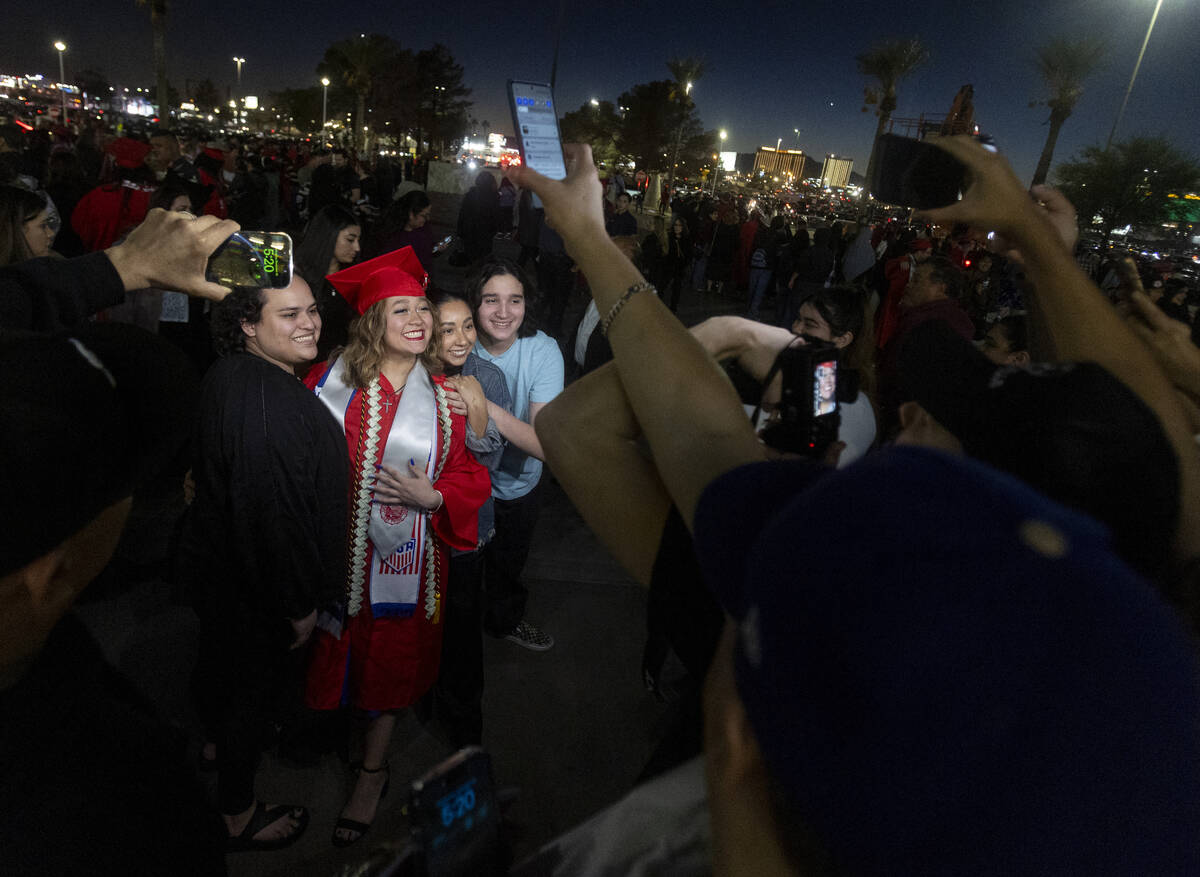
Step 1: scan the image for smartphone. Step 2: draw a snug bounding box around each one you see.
[507,80,567,208]
[868,133,967,210]
[205,231,293,289]
[408,746,504,877]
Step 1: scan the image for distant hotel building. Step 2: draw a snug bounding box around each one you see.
[820,154,854,189]
[753,146,809,181]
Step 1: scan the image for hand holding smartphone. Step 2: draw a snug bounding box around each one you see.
[507,80,567,208]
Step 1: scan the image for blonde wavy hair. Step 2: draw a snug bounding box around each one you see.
[340,296,441,389]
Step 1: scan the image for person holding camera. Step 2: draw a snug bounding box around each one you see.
[502,141,1200,875]
[0,206,238,332]
[692,284,878,467]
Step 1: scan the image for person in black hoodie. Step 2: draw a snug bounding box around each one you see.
[783,225,834,326]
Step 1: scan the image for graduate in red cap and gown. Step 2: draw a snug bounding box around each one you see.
[302,245,490,846]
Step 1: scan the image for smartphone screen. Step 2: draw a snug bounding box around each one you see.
[508,80,566,207]
[205,231,293,289]
[812,360,837,417]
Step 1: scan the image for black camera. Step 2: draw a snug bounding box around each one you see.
[759,338,853,459]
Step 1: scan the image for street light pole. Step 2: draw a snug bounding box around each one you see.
[233,57,245,95]
[53,41,67,125]
[321,77,330,134]
[794,127,801,147]
[1106,0,1164,151]
[713,129,727,195]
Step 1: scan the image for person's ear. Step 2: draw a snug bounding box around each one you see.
[1009,350,1031,367]
[240,319,256,338]
[833,331,853,350]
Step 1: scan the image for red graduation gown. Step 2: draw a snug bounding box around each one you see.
[303,365,491,711]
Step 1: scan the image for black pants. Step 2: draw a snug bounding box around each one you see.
[482,482,542,636]
[192,618,298,815]
[434,550,485,746]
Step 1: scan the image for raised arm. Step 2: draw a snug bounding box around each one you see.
[508,146,767,529]
[921,136,1200,561]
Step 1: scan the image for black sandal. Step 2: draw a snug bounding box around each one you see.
[227,801,310,852]
[331,762,390,848]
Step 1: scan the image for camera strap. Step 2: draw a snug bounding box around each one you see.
[750,335,806,428]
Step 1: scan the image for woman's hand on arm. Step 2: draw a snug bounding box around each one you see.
[446,375,490,437]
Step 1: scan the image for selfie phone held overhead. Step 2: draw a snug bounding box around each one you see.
[868,133,998,211]
[507,80,567,208]
[205,231,293,289]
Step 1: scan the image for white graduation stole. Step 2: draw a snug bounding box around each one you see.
[314,357,438,623]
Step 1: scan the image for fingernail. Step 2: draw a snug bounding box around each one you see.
[374,464,382,470]
[409,458,415,465]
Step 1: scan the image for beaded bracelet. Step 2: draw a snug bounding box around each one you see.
[601,280,656,336]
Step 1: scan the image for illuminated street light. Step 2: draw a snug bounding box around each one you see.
[590,98,599,107]
[685,81,693,95]
[53,41,67,125]
[321,76,330,132]
[713,130,728,194]
[1106,0,1163,150]
[233,57,246,91]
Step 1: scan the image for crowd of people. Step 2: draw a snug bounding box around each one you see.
[2,110,1200,876]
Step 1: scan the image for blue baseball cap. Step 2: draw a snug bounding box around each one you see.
[695,447,1200,874]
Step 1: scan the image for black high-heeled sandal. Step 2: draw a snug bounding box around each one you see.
[331,762,390,848]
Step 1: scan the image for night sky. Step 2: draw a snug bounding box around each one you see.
[5,0,1198,183]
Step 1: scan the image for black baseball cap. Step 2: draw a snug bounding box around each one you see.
[899,319,1179,575]
[0,324,198,576]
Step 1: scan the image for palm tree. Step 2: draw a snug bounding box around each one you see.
[665,57,705,197]
[320,35,400,152]
[1030,37,1106,186]
[135,0,169,116]
[857,37,930,195]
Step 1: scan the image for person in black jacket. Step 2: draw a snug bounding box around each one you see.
[783,226,835,326]
[663,216,691,312]
[181,276,348,852]
[457,171,500,265]
[0,325,226,876]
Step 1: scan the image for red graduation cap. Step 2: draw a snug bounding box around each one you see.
[326,246,429,315]
[105,137,151,170]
